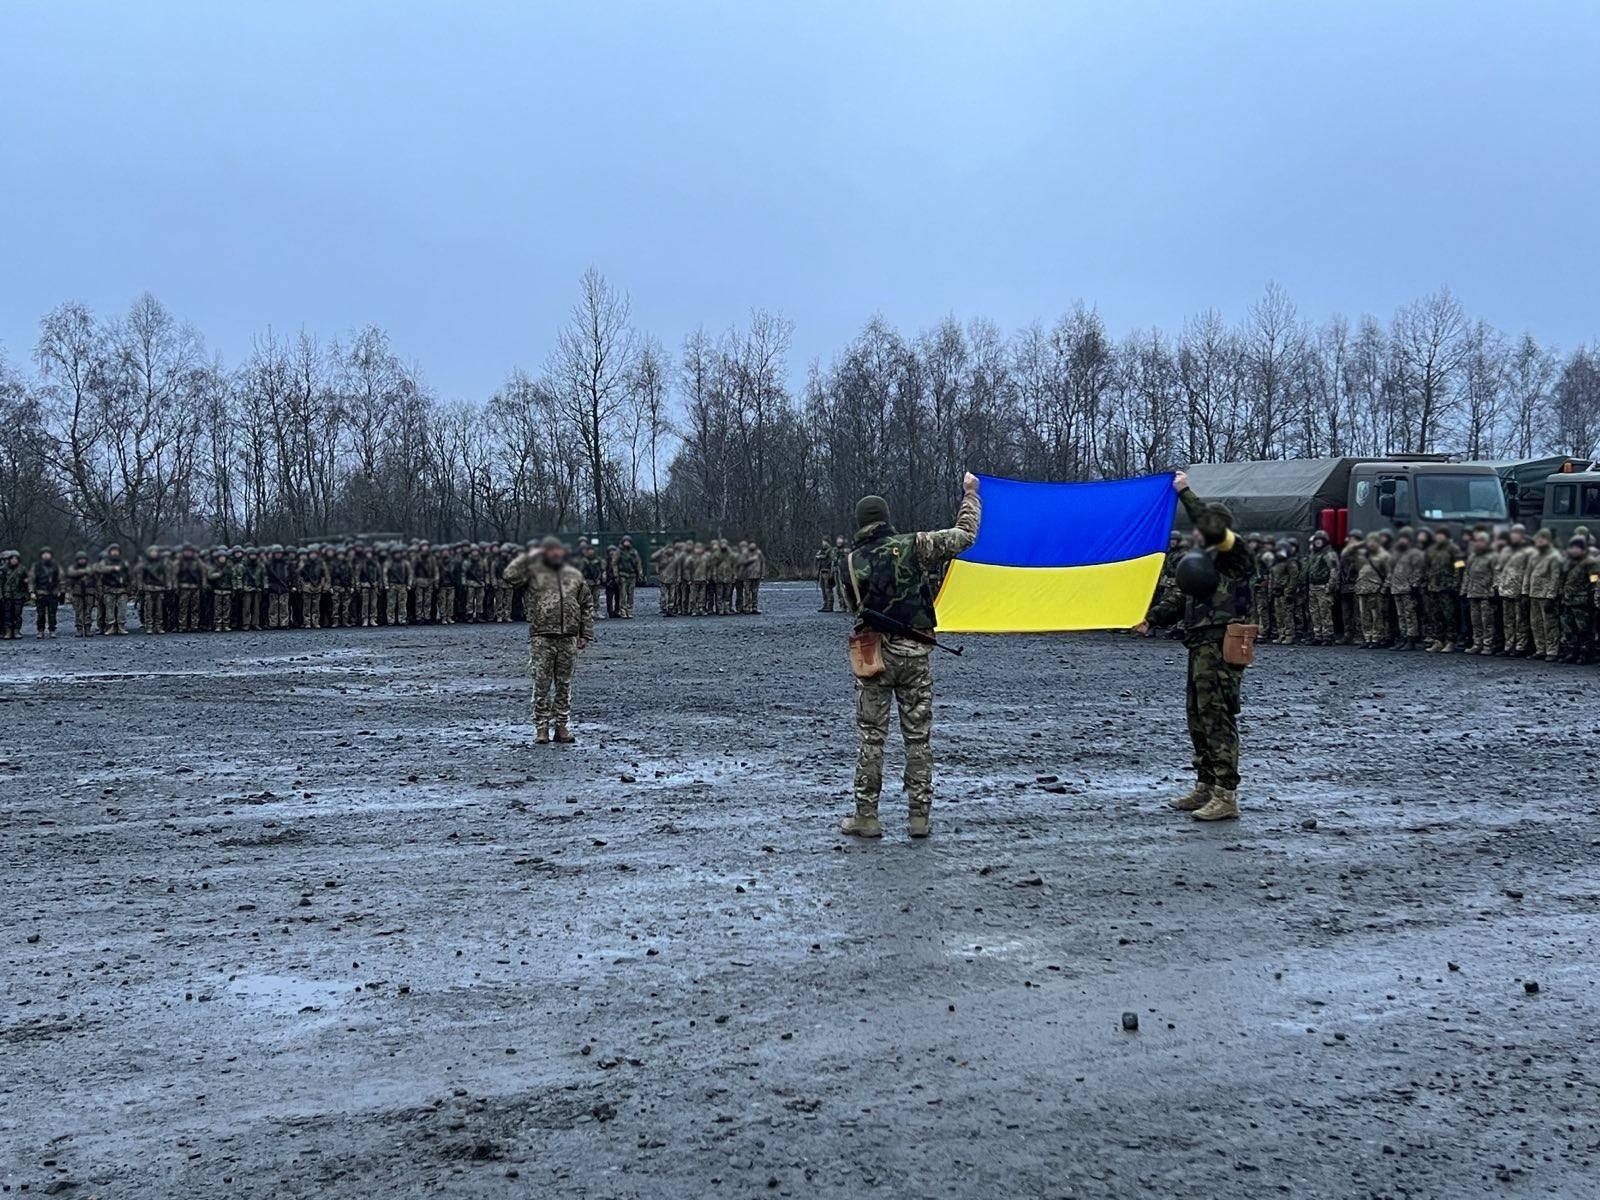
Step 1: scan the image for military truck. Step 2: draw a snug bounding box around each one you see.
[1497,456,1600,542]
[1180,455,1510,544]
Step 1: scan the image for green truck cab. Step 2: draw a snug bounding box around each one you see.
[1497,457,1600,542]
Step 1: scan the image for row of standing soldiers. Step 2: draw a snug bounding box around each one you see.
[1153,523,1600,664]
[1,540,547,637]
[644,538,766,617]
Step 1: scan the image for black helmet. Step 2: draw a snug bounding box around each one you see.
[1175,548,1219,598]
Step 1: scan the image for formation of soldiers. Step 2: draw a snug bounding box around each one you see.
[0,540,593,637]
[1153,521,1600,664]
[814,536,852,612]
[644,538,766,617]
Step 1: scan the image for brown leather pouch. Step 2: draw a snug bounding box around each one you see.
[1222,622,1259,667]
[849,629,886,679]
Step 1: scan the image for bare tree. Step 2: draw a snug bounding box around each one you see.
[550,268,636,529]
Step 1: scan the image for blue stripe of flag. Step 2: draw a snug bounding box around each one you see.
[960,472,1177,568]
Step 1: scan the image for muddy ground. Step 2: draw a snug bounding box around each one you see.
[2,581,1598,1199]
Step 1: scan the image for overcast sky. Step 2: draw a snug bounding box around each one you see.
[3,0,1597,398]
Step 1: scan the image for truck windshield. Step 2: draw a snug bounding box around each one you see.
[1414,474,1508,522]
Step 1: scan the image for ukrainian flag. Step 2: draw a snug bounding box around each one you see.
[935,472,1178,633]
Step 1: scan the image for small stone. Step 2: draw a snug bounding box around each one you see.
[1447,962,1460,972]
[1121,1011,1139,1032]
[1524,980,1540,994]
[1300,817,1317,831]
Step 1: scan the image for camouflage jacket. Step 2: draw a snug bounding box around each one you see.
[1353,548,1388,595]
[1462,549,1497,599]
[848,492,981,656]
[1304,548,1338,590]
[615,548,644,579]
[0,564,29,600]
[1146,488,1252,644]
[503,553,595,639]
[65,563,100,600]
[815,547,837,577]
[1525,547,1561,599]
[1497,544,1534,597]
[138,559,169,591]
[1387,547,1425,593]
[97,558,131,590]
[1559,555,1597,605]
[30,561,63,599]
[1423,541,1459,592]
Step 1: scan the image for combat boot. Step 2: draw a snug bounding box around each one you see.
[535,727,549,745]
[1170,783,1211,812]
[840,804,882,838]
[1192,789,1240,821]
[907,808,931,839]
[554,727,575,744]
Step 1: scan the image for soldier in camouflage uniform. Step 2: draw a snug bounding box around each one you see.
[1525,528,1561,661]
[238,548,265,630]
[29,548,63,638]
[1422,526,1460,652]
[137,546,168,634]
[1338,529,1364,644]
[815,538,837,611]
[1140,472,1254,822]
[1352,533,1388,647]
[209,548,235,632]
[298,546,326,628]
[1269,540,1296,645]
[1558,533,1596,663]
[411,541,436,624]
[577,542,604,620]
[384,545,412,625]
[615,536,644,618]
[842,474,982,840]
[66,550,99,636]
[1497,525,1533,656]
[0,550,26,638]
[740,541,765,614]
[686,543,709,615]
[654,542,678,615]
[1304,530,1338,644]
[1386,527,1425,650]
[96,544,130,634]
[1462,531,1498,654]
[265,545,293,629]
[711,539,736,615]
[461,545,485,622]
[503,536,595,744]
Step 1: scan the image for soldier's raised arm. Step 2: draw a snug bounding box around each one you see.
[501,549,536,588]
[914,473,982,568]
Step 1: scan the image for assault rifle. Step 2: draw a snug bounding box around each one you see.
[858,606,965,656]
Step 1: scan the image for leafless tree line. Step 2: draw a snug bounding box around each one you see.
[4,276,1597,570]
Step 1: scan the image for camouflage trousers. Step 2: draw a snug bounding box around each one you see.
[174,589,199,632]
[1424,592,1455,645]
[818,573,836,611]
[101,590,127,633]
[688,581,706,615]
[1340,593,1359,643]
[1469,598,1496,652]
[618,577,636,617]
[386,585,408,624]
[493,585,513,623]
[72,595,98,635]
[852,649,935,819]
[1357,594,1386,644]
[1271,595,1294,642]
[1185,638,1244,790]
[437,587,455,623]
[357,588,378,627]
[413,583,435,624]
[303,590,324,628]
[140,590,166,633]
[1309,590,1335,640]
[1393,592,1420,641]
[212,591,233,632]
[1530,598,1557,659]
[1559,603,1594,661]
[239,590,261,630]
[1501,597,1528,653]
[658,583,673,615]
[674,582,690,614]
[463,583,483,621]
[268,593,290,629]
[529,633,578,730]
[327,588,350,626]
[741,580,761,614]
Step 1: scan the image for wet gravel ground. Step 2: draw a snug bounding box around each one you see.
[3,582,1599,1199]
